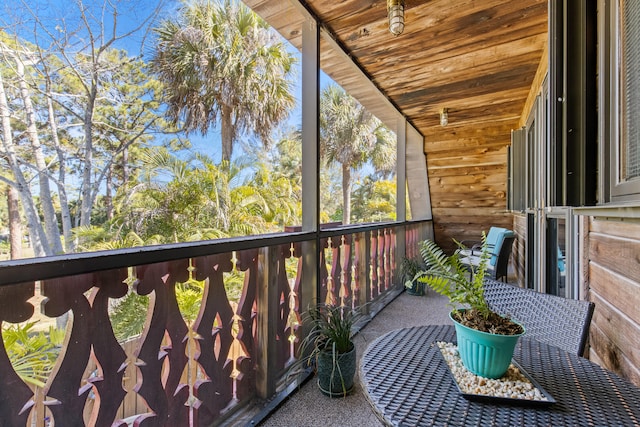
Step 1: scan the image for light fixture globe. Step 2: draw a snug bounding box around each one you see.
[387,0,405,36]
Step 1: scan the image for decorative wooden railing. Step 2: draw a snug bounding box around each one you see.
[0,220,432,426]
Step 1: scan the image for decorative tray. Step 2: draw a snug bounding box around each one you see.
[437,342,556,407]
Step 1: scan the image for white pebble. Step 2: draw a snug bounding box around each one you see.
[436,342,548,401]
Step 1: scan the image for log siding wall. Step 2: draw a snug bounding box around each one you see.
[584,217,640,387]
[512,214,640,387]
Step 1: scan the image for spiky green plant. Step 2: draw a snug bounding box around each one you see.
[417,234,491,318]
[299,304,359,356]
[401,256,422,286]
[287,303,364,397]
[3,322,64,387]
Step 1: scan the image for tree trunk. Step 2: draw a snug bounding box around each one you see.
[105,167,113,220]
[0,68,48,256]
[122,147,129,185]
[221,104,235,165]
[342,164,351,225]
[7,185,23,260]
[45,81,74,253]
[15,58,63,254]
[80,73,98,228]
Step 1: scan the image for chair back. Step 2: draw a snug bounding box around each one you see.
[491,235,515,281]
[483,279,595,357]
[484,227,515,266]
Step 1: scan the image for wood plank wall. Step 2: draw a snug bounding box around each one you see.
[424,40,548,256]
[585,218,640,386]
[425,124,514,254]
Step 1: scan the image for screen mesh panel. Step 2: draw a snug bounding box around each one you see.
[622,0,640,180]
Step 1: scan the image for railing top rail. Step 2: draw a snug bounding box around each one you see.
[318,221,401,238]
[0,220,432,287]
[0,231,311,287]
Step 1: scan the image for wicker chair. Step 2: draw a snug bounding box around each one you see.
[483,279,595,357]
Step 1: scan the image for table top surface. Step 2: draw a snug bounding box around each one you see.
[360,325,640,427]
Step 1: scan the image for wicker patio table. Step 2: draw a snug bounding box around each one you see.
[360,325,640,426]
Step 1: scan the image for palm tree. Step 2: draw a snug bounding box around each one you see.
[83,148,301,246]
[152,0,296,164]
[320,84,396,225]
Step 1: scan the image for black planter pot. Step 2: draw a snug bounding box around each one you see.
[316,344,356,397]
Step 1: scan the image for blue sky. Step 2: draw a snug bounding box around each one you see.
[1,0,358,170]
[1,0,391,229]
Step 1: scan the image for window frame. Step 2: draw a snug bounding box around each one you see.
[608,0,640,201]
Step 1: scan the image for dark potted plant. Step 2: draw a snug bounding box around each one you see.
[417,236,525,379]
[297,303,360,397]
[401,256,426,296]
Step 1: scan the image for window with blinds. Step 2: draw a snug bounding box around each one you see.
[621,1,640,181]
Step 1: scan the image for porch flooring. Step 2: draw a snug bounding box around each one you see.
[260,290,453,427]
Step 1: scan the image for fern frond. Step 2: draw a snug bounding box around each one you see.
[416,237,491,316]
[420,274,453,297]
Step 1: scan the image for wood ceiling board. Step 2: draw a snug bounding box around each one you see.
[246,0,547,139]
[425,136,514,154]
[368,34,547,88]
[408,95,532,130]
[392,62,537,105]
[326,2,546,58]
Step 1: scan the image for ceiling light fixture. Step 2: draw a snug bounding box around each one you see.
[387,0,405,36]
[440,108,449,126]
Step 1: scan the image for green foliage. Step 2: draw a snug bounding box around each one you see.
[0,241,9,260]
[417,235,491,317]
[77,150,303,250]
[176,282,205,324]
[110,292,150,342]
[351,178,397,223]
[3,322,64,387]
[109,271,245,341]
[222,271,245,303]
[299,304,360,356]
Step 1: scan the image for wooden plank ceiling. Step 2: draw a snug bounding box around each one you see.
[245,0,548,251]
[245,0,547,136]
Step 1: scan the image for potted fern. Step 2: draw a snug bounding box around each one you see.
[417,236,524,379]
[296,303,360,397]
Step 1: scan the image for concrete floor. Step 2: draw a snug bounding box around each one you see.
[258,290,453,427]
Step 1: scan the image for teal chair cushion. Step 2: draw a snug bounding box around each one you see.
[485,227,515,266]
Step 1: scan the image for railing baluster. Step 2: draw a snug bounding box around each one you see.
[86,271,129,427]
[132,261,190,426]
[191,253,234,425]
[0,282,36,426]
[355,231,370,310]
[318,237,330,306]
[369,231,378,300]
[40,270,136,427]
[339,234,353,309]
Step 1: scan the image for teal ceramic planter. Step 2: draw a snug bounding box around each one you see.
[450,311,525,379]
